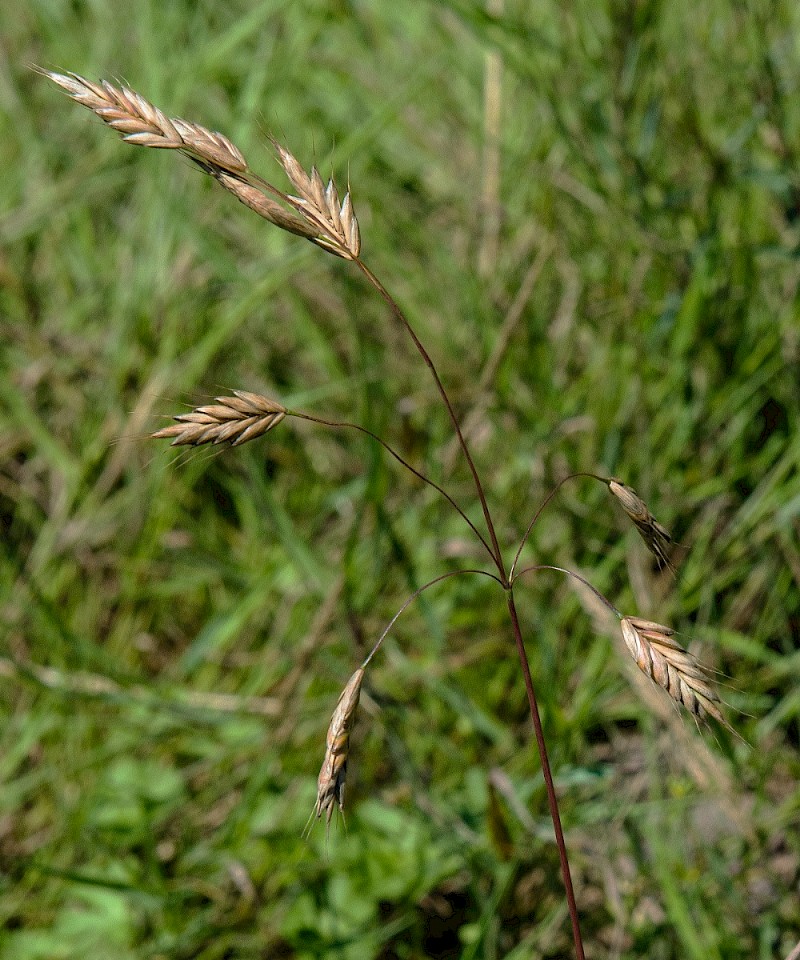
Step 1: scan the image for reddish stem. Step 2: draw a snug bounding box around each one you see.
[506,591,586,960]
[290,409,495,562]
[510,472,608,580]
[353,258,506,576]
[349,257,586,958]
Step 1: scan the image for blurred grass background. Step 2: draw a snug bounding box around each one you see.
[2,0,800,957]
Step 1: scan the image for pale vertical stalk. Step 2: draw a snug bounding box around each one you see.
[784,940,800,960]
[478,0,504,278]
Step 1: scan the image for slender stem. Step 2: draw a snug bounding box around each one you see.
[289,410,495,563]
[510,472,609,580]
[513,563,622,619]
[784,940,800,960]
[353,258,506,578]
[361,568,502,668]
[347,259,588,954]
[506,590,586,960]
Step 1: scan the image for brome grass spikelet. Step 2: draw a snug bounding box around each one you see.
[312,667,365,829]
[42,70,248,172]
[608,479,674,571]
[42,70,360,256]
[151,391,286,447]
[620,616,724,724]
[270,138,361,259]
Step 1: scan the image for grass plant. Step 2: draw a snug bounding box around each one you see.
[42,64,748,955]
[3,3,800,958]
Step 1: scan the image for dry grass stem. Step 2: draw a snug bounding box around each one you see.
[151,391,286,447]
[608,479,674,571]
[620,616,725,725]
[311,667,365,829]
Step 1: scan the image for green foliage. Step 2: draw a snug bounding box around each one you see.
[2,0,800,957]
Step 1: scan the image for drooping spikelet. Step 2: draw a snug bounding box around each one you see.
[151,391,286,447]
[608,479,674,571]
[312,667,365,828]
[210,171,321,240]
[620,616,724,724]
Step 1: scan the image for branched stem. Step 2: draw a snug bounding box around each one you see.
[42,67,730,958]
[353,257,507,577]
[350,262,589,958]
[289,410,495,562]
[511,472,608,580]
[513,563,622,619]
[362,568,502,668]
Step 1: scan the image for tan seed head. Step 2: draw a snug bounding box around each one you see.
[151,391,286,447]
[608,479,674,571]
[312,667,365,828]
[620,616,725,724]
[270,138,361,259]
[42,70,248,174]
[43,69,361,257]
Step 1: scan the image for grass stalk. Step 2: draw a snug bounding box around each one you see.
[506,589,587,960]
[352,259,507,574]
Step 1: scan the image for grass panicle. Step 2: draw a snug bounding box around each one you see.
[42,69,248,173]
[41,62,750,960]
[42,70,359,256]
[270,138,361,259]
[151,391,286,447]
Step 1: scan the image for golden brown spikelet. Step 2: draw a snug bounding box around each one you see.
[608,479,674,571]
[211,172,320,240]
[620,616,725,724]
[151,391,286,447]
[270,138,361,260]
[43,69,354,252]
[42,70,248,174]
[312,667,365,828]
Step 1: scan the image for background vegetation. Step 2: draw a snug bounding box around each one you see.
[2,0,800,957]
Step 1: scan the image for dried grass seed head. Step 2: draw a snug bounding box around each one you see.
[608,479,674,571]
[151,391,286,447]
[43,70,248,174]
[270,138,361,259]
[313,667,365,827]
[212,172,319,240]
[44,69,361,257]
[620,616,725,724]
